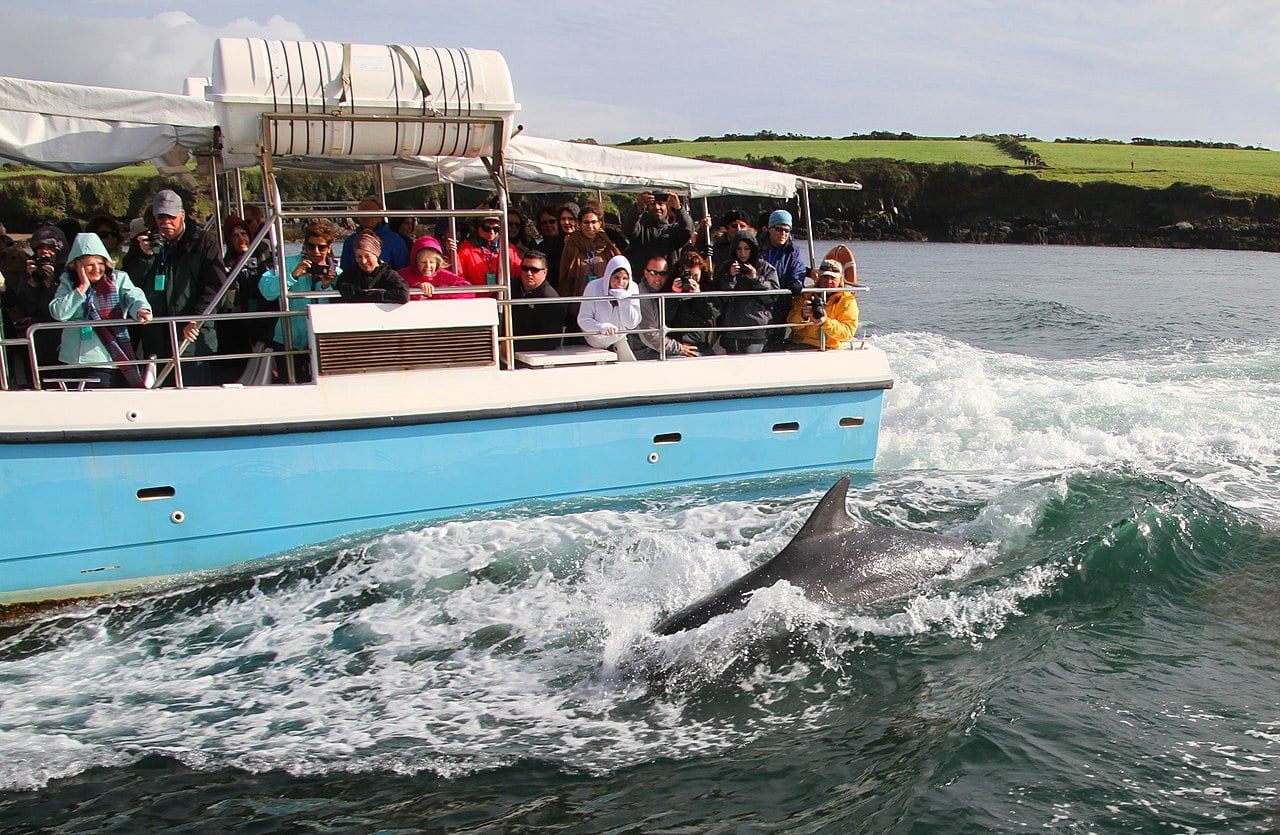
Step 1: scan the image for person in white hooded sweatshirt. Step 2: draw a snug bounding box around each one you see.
[577,254,641,361]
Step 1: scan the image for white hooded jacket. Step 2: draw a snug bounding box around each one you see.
[577,254,641,347]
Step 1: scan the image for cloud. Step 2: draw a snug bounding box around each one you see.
[0,12,306,94]
[1,2,1276,148]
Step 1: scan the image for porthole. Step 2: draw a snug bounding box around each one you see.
[839,417,865,427]
[137,486,176,501]
[772,422,800,433]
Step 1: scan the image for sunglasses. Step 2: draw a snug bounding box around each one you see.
[644,268,668,276]
[520,265,546,273]
[480,224,502,233]
[302,241,331,251]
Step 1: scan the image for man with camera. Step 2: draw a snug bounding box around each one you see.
[124,189,228,386]
[630,255,699,360]
[785,258,860,350]
[624,191,694,277]
[3,224,66,385]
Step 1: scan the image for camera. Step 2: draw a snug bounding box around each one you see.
[308,260,331,279]
[676,271,693,291]
[32,253,56,271]
[810,293,827,319]
[147,229,167,256]
[652,191,670,204]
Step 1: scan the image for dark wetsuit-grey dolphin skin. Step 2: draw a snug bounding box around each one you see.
[654,477,969,635]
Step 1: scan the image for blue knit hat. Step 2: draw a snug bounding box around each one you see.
[768,209,793,229]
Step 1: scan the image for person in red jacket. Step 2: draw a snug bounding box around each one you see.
[456,214,522,288]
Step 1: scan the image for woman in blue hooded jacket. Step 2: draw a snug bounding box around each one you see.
[48,233,152,387]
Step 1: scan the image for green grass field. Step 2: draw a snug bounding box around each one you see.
[629,139,1280,195]
[0,163,158,180]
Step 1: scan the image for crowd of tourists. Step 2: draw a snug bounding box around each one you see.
[0,189,860,388]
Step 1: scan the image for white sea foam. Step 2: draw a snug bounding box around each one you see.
[876,332,1280,520]
[0,487,1056,790]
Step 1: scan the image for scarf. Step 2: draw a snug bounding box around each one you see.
[84,281,144,387]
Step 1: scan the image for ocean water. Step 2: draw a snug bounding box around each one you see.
[2,242,1278,833]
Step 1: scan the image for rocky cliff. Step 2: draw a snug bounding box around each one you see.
[745,157,1280,251]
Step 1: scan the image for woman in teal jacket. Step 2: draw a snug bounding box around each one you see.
[48,233,152,387]
[257,219,342,382]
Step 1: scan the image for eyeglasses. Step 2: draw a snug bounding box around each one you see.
[644,268,668,276]
[302,241,330,251]
[480,224,502,233]
[520,264,546,273]
[772,226,792,234]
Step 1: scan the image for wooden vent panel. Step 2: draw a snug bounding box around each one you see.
[316,327,494,376]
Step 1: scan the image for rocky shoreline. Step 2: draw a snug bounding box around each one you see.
[812,214,1280,250]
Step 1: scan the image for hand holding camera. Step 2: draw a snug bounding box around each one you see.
[810,293,827,321]
[29,254,56,283]
[675,271,699,293]
[138,229,166,258]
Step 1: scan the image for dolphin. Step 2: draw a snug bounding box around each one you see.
[654,477,970,635]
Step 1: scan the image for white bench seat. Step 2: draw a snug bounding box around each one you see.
[515,345,617,368]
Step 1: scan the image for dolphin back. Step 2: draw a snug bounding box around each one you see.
[653,478,857,636]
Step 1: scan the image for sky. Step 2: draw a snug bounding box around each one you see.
[1,1,1277,149]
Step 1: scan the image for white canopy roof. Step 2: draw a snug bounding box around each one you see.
[0,76,217,174]
[0,74,859,199]
[387,135,860,198]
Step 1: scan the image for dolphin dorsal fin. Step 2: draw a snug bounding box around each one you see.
[793,477,854,541]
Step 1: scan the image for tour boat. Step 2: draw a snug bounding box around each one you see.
[0,38,887,606]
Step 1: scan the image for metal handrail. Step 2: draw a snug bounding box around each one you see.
[4,284,863,390]
[26,310,301,389]
[498,284,864,358]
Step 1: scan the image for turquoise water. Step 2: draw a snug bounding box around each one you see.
[2,243,1278,832]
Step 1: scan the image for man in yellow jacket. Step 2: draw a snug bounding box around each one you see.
[786,258,860,349]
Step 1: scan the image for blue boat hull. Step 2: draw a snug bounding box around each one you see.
[1,388,883,604]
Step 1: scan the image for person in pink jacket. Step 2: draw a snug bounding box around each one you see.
[399,236,476,299]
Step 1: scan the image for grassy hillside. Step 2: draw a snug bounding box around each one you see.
[630,139,1280,196]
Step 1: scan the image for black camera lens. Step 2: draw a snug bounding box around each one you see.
[811,294,827,317]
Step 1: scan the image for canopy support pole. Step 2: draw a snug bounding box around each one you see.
[801,180,816,278]
[446,184,459,274]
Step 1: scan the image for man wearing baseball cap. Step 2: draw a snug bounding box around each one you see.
[785,258,860,350]
[758,208,810,350]
[124,188,228,385]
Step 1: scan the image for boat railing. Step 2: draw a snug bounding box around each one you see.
[25,310,298,390]
[496,285,862,359]
[5,284,860,390]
